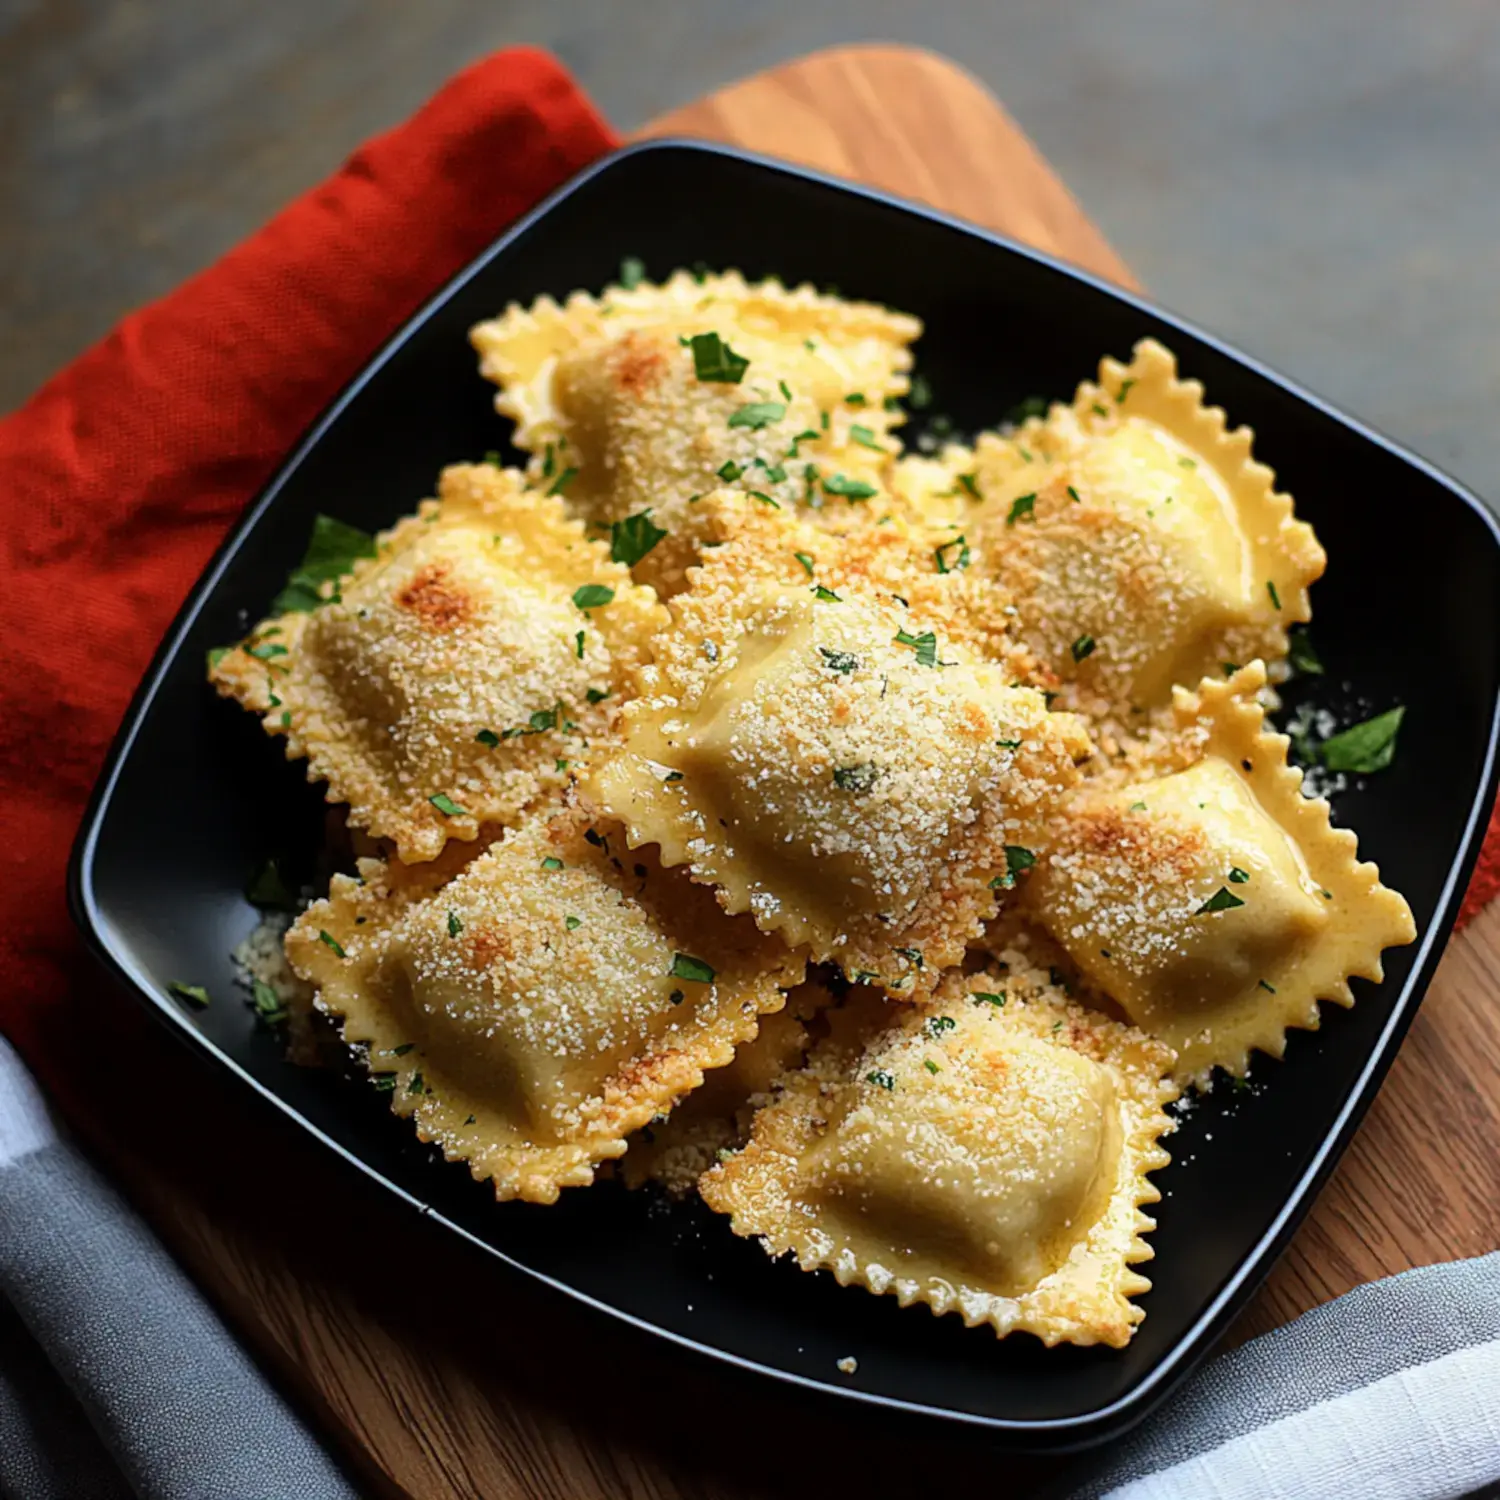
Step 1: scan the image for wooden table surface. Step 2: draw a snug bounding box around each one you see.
[102,44,1500,1500]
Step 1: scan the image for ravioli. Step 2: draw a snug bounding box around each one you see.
[211,463,666,862]
[701,959,1176,1348]
[619,979,833,1194]
[585,502,1091,995]
[968,339,1326,713]
[285,802,803,1203]
[469,271,921,593]
[1027,663,1417,1082]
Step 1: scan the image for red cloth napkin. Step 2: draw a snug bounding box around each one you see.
[0,43,1496,1141]
[0,47,615,1128]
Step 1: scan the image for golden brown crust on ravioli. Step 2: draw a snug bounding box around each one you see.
[967,339,1326,718]
[701,958,1176,1348]
[583,500,1092,996]
[1028,663,1416,1083]
[285,801,804,1204]
[211,463,667,862]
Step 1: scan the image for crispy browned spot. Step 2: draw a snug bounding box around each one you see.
[397,562,477,631]
[1072,805,1205,881]
[467,925,514,969]
[611,330,669,398]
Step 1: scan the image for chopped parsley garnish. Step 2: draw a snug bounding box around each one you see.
[996,737,1022,751]
[318,930,346,958]
[895,947,924,969]
[972,991,1005,1007]
[540,856,564,871]
[1129,800,1148,812]
[669,953,716,984]
[717,459,742,482]
[1223,662,1241,676]
[447,911,463,938]
[819,647,861,674]
[925,1015,956,1037]
[924,1059,940,1075]
[1320,706,1405,774]
[245,857,295,910]
[168,981,210,1009]
[794,551,816,577]
[1267,580,1281,610]
[541,443,556,480]
[1071,634,1096,663]
[618,255,646,289]
[727,401,786,431]
[1116,378,1136,403]
[575,630,586,659]
[1258,979,1277,994]
[822,474,878,501]
[779,379,794,402]
[370,1072,397,1093]
[475,729,500,748]
[688,331,749,383]
[934,535,971,574]
[1006,492,1037,525]
[571,584,615,610]
[812,584,842,603]
[844,392,867,406]
[1196,887,1246,915]
[586,687,609,704]
[908,373,932,409]
[753,458,788,482]
[407,1072,426,1096]
[246,641,288,662]
[206,646,231,672]
[749,490,780,508]
[1228,866,1251,884]
[546,466,579,497]
[501,708,557,739]
[1289,627,1323,676]
[894,628,939,667]
[1091,401,1109,418]
[850,424,883,451]
[992,844,1037,889]
[866,1069,895,1091]
[1067,485,1082,504]
[429,793,469,818]
[482,450,503,467]
[270,514,378,613]
[566,916,582,931]
[954,472,981,501]
[610,510,667,566]
[833,762,880,794]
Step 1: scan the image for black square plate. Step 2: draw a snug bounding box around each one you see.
[71,141,1500,1449]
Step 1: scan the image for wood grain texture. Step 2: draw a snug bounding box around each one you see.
[92,43,1500,1499]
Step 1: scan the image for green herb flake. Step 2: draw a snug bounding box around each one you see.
[996,737,1022,751]
[778,378,794,402]
[370,1072,397,1093]
[547,465,579,497]
[618,255,646,289]
[540,856,564,871]
[610,510,668,566]
[566,916,582,931]
[794,551,816,578]
[819,647,861,675]
[574,630,586,659]
[1091,401,1109,418]
[586,687,609,704]
[812,584,842,603]
[934,535,971,574]
[245,858,296,910]
[669,953,716,984]
[168,981,210,1009]
[894,628,939,668]
[1196,887,1246,915]
[318,930,347,958]
[727,401,786,431]
[1116,378,1136,403]
[1071,634,1096,663]
[925,1015,957,1037]
[972,991,1006,1007]
[954,472,981,501]
[245,641,288,662]
[822,474,878,501]
[270,514,379,614]
[1258,979,1277,994]
[850,424,884,451]
[475,728,502,749]
[1320,706,1405,774]
[749,490,781,508]
[1006,492,1037,525]
[717,459,743,482]
[1129,800,1148,812]
[866,1069,895,1091]
[1067,485,1082,504]
[572,584,615,610]
[844,392,867,407]
[447,911,463,938]
[689,331,749,383]
[923,1059,941,1075]
[1228,866,1251,884]
[1267,580,1282,610]
[429,793,470,818]
[408,1072,426,1096]
[206,646,231,672]
[833,762,880,794]
[1288,627,1323,676]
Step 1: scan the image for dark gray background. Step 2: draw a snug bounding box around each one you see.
[3,1,1496,509]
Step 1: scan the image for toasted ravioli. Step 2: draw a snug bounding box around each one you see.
[701,962,1176,1348]
[285,803,803,1203]
[585,509,1091,995]
[619,980,833,1194]
[469,272,921,593]
[211,464,666,862]
[1028,663,1416,1083]
[969,339,1325,713]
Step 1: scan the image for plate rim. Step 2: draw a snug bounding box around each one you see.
[68,135,1500,1447]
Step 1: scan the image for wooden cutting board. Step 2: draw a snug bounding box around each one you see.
[108,44,1500,1499]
